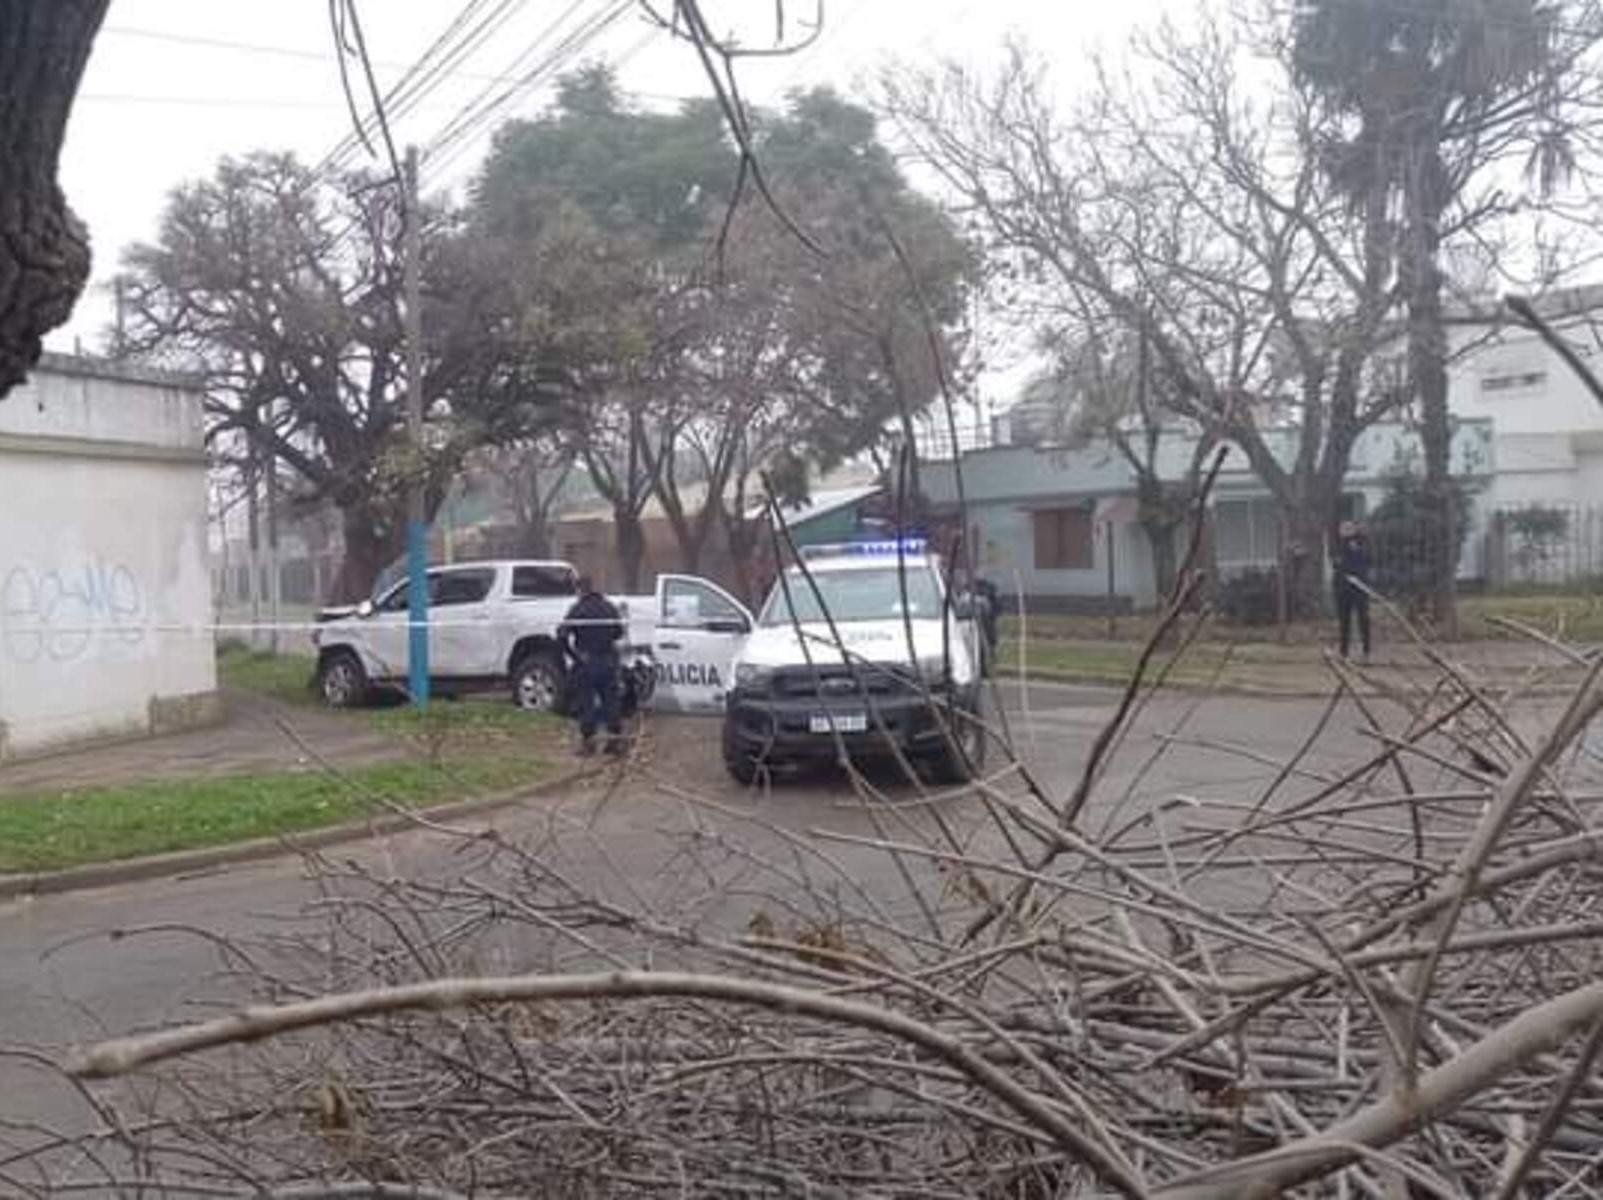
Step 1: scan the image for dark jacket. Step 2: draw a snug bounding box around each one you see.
[1334,535,1369,591]
[560,590,624,662]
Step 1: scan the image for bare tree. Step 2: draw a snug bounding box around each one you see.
[469,438,577,557]
[0,0,109,397]
[121,152,553,600]
[1026,322,1219,601]
[882,18,1407,614]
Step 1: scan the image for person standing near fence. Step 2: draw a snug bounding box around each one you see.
[1333,520,1372,661]
[559,576,625,757]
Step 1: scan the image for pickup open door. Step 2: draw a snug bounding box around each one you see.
[651,575,752,713]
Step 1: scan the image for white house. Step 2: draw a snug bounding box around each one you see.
[924,286,1603,609]
[0,354,218,760]
[922,421,1492,611]
[1446,288,1603,583]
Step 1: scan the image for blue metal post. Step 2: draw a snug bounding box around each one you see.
[406,518,429,707]
[403,146,429,709]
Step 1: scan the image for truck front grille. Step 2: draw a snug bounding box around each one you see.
[771,665,917,699]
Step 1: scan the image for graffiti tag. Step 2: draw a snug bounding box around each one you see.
[1,560,147,664]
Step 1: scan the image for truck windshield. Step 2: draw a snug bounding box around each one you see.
[759,566,942,626]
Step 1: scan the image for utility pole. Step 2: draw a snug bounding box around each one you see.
[264,422,282,655]
[404,145,430,708]
[112,276,127,359]
[246,440,262,651]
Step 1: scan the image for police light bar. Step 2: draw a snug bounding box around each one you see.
[799,537,928,560]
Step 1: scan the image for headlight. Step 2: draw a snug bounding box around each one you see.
[736,662,774,689]
[916,654,951,684]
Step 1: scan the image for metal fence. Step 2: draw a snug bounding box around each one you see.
[1483,503,1603,589]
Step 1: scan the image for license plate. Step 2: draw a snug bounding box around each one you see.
[810,712,867,734]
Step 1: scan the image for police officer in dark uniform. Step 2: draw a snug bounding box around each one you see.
[1332,520,1372,661]
[559,576,625,756]
[973,575,1001,658]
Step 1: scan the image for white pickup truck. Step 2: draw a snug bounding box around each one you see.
[311,559,757,715]
[311,550,985,784]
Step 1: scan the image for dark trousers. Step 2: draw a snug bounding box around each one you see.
[1335,584,1371,659]
[574,655,621,740]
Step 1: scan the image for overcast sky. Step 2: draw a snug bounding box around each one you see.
[54,0,1172,379]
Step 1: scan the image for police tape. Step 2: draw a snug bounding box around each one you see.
[0,616,651,637]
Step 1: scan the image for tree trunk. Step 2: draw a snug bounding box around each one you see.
[0,1,109,397]
[1140,519,1180,604]
[331,510,399,603]
[1283,505,1328,621]
[516,517,552,558]
[728,521,758,605]
[615,507,646,593]
[676,527,702,575]
[658,491,702,575]
[1404,144,1458,637]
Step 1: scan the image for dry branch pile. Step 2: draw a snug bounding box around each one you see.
[9,620,1603,1198]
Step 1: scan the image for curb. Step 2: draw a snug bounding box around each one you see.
[994,667,1582,700]
[996,668,1334,698]
[0,765,597,901]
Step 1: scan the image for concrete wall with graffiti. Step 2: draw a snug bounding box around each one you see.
[0,354,217,759]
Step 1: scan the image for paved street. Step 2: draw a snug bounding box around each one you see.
[0,681,1468,1175]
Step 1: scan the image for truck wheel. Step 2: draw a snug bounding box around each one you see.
[722,720,762,786]
[316,650,370,709]
[928,701,986,785]
[511,648,564,713]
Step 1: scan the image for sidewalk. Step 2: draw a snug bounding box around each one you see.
[0,691,402,795]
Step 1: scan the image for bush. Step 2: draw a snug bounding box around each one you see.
[1367,471,1470,615]
[1216,567,1280,626]
[1503,505,1571,580]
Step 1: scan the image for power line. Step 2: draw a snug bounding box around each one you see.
[102,24,368,64]
[99,22,543,86]
[303,0,632,267]
[420,0,643,185]
[77,93,344,110]
[421,0,628,162]
[318,0,536,178]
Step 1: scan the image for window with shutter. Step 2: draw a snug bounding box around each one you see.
[1032,507,1094,569]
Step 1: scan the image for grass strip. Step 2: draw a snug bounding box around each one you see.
[0,757,542,874]
[1002,592,1603,647]
[217,643,320,705]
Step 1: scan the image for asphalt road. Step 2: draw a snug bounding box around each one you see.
[0,681,1398,1179]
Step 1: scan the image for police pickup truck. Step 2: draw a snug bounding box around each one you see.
[311,560,757,715]
[309,548,983,781]
[718,539,987,785]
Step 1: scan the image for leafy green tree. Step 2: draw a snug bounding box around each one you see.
[121,152,555,600]
[1292,0,1601,632]
[474,69,730,588]
[476,70,973,586]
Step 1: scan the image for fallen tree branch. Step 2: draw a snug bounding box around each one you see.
[66,968,1149,1199]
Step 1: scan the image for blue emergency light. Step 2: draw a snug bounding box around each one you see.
[799,537,928,560]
